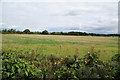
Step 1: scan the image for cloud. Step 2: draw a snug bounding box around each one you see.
[64,10,81,16]
[2,0,119,2]
[1,2,118,34]
[52,5,98,16]
[0,23,4,26]
[9,26,18,28]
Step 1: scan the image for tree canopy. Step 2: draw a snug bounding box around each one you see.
[41,30,49,34]
[23,29,30,34]
[1,29,119,37]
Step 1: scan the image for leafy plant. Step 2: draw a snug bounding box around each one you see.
[112,53,120,79]
[1,50,119,79]
[2,52,39,80]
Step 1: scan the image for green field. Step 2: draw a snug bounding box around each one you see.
[2,34,118,60]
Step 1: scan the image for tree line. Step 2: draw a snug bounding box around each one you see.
[0,29,119,37]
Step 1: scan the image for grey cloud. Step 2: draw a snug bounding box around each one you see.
[64,10,81,16]
[1,2,118,34]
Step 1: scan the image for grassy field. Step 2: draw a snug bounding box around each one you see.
[2,34,118,60]
[2,34,120,79]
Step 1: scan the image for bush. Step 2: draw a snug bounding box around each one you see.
[1,50,119,79]
[2,52,39,80]
[112,53,120,79]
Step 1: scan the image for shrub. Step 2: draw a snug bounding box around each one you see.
[2,52,39,80]
[1,50,118,79]
[112,53,120,79]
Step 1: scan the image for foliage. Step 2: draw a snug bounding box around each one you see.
[23,29,31,34]
[2,50,119,80]
[2,29,17,34]
[112,53,120,62]
[41,30,49,34]
[1,28,119,36]
[2,52,40,80]
[112,53,120,79]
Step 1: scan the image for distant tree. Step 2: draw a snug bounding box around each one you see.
[8,29,16,33]
[23,29,30,34]
[2,29,16,34]
[2,29,7,34]
[60,32,64,35]
[16,30,22,34]
[41,30,49,34]
[51,32,56,35]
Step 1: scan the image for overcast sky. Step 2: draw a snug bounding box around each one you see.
[0,2,118,34]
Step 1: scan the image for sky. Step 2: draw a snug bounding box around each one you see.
[0,1,118,34]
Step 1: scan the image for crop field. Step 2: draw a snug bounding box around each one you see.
[2,34,118,60]
[2,34,120,79]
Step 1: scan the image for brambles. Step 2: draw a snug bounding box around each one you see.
[111,53,120,79]
[112,53,120,62]
[2,50,119,79]
[2,52,39,80]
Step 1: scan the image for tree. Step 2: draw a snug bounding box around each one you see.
[2,29,7,34]
[41,30,49,34]
[23,29,30,34]
[51,32,56,35]
[8,29,16,33]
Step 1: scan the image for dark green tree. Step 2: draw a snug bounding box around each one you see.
[41,30,49,34]
[23,29,30,34]
[8,29,16,33]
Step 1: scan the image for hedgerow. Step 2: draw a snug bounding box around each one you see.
[1,50,120,80]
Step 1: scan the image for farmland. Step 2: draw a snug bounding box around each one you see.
[2,34,118,60]
[2,34,120,79]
